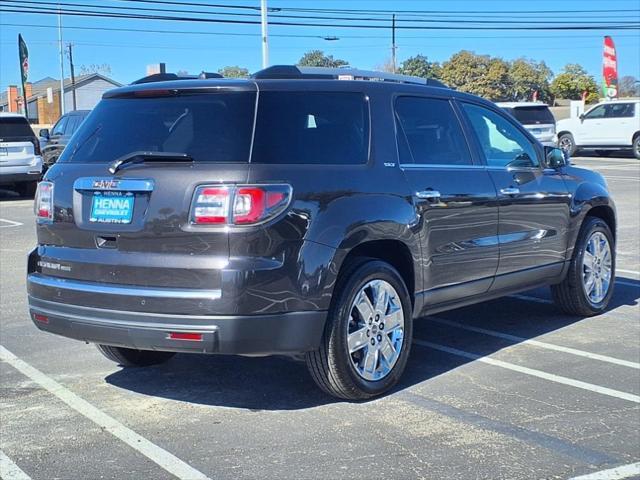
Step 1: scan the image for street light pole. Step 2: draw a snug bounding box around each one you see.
[57,2,65,115]
[260,0,269,68]
[391,14,397,74]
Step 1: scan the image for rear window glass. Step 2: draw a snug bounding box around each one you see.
[251,92,369,164]
[59,93,256,163]
[0,116,34,138]
[505,106,555,125]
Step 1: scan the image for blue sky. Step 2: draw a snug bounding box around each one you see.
[1,0,639,89]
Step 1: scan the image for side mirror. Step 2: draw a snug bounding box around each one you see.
[579,113,585,122]
[545,146,568,169]
[39,128,50,139]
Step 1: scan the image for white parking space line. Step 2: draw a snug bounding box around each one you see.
[569,462,640,480]
[0,450,31,480]
[617,268,640,277]
[604,176,640,181]
[428,317,640,369]
[0,218,23,228]
[0,346,211,480]
[413,340,640,404]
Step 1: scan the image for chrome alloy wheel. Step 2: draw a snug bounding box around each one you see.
[346,279,405,381]
[559,135,573,153]
[582,231,613,304]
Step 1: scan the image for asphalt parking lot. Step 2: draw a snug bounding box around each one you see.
[1,156,638,480]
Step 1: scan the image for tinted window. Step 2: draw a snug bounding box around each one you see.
[584,105,606,120]
[462,103,538,168]
[395,97,471,165]
[60,93,256,164]
[52,116,68,135]
[252,92,368,164]
[606,103,635,118]
[0,116,34,138]
[507,106,555,125]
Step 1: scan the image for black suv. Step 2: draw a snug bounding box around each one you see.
[28,66,616,400]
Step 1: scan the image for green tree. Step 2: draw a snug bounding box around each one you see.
[508,58,552,102]
[619,75,640,97]
[440,51,510,100]
[399,55,441,79]
[550,64,599,102]
[218,65,250,78]
[297,50,348,68]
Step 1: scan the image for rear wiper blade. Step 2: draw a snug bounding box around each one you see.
[108,151,193,174]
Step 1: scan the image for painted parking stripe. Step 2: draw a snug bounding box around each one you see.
[428,316,640,369]
[0,346,211,480]
[0,451,31,480]
[617,268,640,277]
[0,218,23,228]
[413,340,640,404]
[569,462,640,480]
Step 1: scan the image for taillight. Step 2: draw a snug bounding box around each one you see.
[31,137,41,156]
[190,184,291,226]
[34,181,54,222]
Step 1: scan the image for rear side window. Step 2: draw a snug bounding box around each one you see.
[508,106,555,125]
[394,96,472,166]
[606,103,635,118]
[0,116,34,138]
[51,116,68,135]
[251,92,369,164]
[60,93,256,163]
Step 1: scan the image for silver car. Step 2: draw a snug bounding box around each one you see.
[0,113,43,196]
[497,102,556,147]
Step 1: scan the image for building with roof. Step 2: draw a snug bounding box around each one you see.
[0,73,121,124]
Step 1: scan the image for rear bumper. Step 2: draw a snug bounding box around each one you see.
[28,295,327,355]
[0,158,43,184]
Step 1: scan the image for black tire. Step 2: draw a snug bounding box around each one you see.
[633,135,640,160]
[558,133,577,157]
[305,258,413,400]
[595,150,612,157]
[551,216,615,316]
[16,181,37,198]
[96,345,175,367]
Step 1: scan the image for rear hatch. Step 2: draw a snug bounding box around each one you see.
[0,116,37,168]
[505,106,556,142]
[34,82,256,305]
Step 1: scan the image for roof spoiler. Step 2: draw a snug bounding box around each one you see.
[131,71,223,85]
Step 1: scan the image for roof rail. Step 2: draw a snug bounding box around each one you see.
[251,65,447,88]
[131,70,223,85]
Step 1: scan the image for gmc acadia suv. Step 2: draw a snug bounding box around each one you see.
[28,66,617,400]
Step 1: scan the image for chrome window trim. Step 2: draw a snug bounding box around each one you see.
[399,163,486,170]
[28,274,222,300]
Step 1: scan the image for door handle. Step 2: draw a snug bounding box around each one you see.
[416,190,441,200]
[500,187,520,195]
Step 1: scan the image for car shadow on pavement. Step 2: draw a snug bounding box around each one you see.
[0,187,35,201]
[105,277,639,410]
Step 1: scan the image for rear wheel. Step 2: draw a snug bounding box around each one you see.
[306,259,413,400]
[96,345,175,367]
[633,135,640,159]
[552,217,615,316]
[558,133,577,157]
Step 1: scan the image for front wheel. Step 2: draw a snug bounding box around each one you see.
[96,345,175,367]
[633,135,640,160]
[551,217,615,316]
[306,259,413,400]
[558,133,577,157]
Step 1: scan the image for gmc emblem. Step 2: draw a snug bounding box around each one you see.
[93,179,120,189]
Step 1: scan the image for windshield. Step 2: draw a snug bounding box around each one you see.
[0,116,34,138]
[59,93,256,163]
[504,106,555,125]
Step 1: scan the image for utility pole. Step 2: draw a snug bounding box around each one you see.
[391,14,397,74]
[67,43,77,110]
[57,3,65,115]
[260,0,269,68]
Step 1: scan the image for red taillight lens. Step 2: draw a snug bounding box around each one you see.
[31,137,41,156]
[189,184,291,226]
[34,181,54,221]
[190,187,230,224]
[33,313,49,324]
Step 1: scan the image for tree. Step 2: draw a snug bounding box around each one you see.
[619,75,640,97]
[218,65,250,78]
[297,50,348,68]
[508,58,552,102]
[440,51,510,100]
[550,64,599,103]
[399,55,441,79]
[78,64,112,76]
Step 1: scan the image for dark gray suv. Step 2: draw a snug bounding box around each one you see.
[28,66,616,400]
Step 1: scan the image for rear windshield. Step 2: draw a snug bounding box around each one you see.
[0,116,34,138]
[504,106,555,125]
[59,93,256,163]
[252,92,369,164]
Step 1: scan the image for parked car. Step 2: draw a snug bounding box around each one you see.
[556,99,640,159]
[496,102,556,147]
[27,66,616,400]
[0,112,43,196]
[39,109,90,170]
